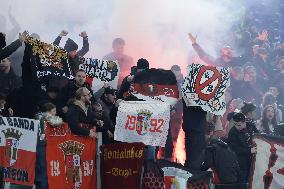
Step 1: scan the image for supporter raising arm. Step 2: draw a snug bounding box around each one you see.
[77,31,89,57]
[188,32,242,67]
[53,29,68,46]
[0,31,29,61]
[188,32,215,65]
[53,30,89,57]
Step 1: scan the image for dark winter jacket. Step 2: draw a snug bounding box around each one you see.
[97,95,115,118]
[37,93,59,111]
[202,139,240,184]
[21,43,41,88]
[94,112,114,144]
[117,76,131,99]
[227,127,252,171]
[182,100,207,133]
[246,119,259,134]
[65,102,97,136]
[57,80,93,108]
[0,68,22,96]
[0,39,22,61]
[53,36,89,57]
[53,36,89,75]
[7,86,46,118]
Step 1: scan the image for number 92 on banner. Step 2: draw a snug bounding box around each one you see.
[124,115,164,134]
[114,101,170,147]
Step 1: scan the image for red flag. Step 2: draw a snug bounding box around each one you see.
[46,123,96,189]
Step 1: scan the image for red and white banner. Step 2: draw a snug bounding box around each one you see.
[250,134,284,189]
[46,122,96,189]
[78,57,120,92]
[0,117,39,186]
[114,101,170,147]
[129,68,179,106]
[162,167,192,189]
[182,64,230,115]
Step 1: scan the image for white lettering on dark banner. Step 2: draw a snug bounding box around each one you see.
[78,57,119,82]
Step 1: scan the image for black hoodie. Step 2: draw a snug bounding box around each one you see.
[202,139,240,183]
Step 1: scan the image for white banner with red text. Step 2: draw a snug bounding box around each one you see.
[114,101,170,147]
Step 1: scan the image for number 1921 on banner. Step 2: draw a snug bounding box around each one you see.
[124,115,164,135]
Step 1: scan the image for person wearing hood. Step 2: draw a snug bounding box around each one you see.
[241,102,259,135]
[53,30,89,75]
[117,58,149,99]
[0,31,28,61]
[53,30,89,57]
[202,138,240,188]
[47,30,89,90]
[227,112,257,185]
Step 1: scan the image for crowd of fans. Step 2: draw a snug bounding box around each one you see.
[185,4,284,188]
[1,2,284,188]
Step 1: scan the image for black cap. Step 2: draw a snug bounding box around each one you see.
[104,87,116,95]
[0,32,6,49]
[241,102,256,114]
[64,38,78,52]
[137,58,149,70]
[233,112,246,123]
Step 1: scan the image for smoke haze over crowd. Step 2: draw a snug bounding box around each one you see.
[0,0,261,72]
